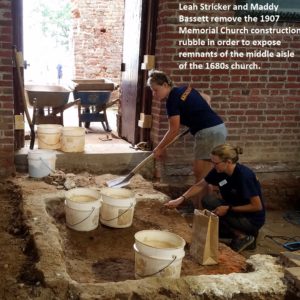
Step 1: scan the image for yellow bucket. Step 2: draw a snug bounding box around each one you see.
[61,127,85,152]
[37,124,62,150]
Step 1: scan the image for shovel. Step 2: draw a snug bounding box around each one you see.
[13,46,36,149]
[106,128,190,188]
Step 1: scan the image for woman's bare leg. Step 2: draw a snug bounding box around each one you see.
[193,159,213,182]
[188,159,213,208]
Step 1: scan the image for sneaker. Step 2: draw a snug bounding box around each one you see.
[246,231,259,250]
[230,235,255,253]
[245,238,257,250]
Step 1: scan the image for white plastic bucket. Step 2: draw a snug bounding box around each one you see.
[28,149,56,178]
[65,188,101,231]
[37,124,62,150]
[61,127,85,152]
[134,230,186,279]
[100,187,136,228]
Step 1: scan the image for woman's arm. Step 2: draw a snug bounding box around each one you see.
[153,115,180,159]
[229,195,263,212]
[213,195,263,216]
[164,179,208,208]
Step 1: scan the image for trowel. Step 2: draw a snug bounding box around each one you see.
[106,128,190,188]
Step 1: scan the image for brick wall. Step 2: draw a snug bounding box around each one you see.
[72,0,124,84]
[153,0,300,177]
[0,1,14,177]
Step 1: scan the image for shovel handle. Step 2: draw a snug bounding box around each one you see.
[131,128,189,174]
[131,153,155,174]
[13,47,32,126]
[165,128,190,147]
[13,46,36,149]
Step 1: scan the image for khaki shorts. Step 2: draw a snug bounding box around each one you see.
[194,123,227,160]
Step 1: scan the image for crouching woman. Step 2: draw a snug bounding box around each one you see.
[165,143,265,253]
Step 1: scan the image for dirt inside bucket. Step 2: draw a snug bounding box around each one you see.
[46,198,247,283]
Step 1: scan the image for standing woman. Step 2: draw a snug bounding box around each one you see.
[148,70,227,181]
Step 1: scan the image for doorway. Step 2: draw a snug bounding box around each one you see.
[19,0,155,149]
[23,0,73,85]
[22,0,121,144]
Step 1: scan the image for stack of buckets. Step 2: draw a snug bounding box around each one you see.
[63,186,186,279]
[27,124,85,178]
[134,230,186,279]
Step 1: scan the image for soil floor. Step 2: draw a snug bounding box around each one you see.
[1,173,300,299]
[46,198,246,283]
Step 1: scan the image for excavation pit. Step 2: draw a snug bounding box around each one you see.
[45,198,247,283]
[17,175,286,299]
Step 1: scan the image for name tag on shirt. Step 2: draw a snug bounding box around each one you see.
[219,179,227,187]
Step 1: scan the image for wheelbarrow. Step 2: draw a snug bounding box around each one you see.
[25,84,79,126]
[72,79,117,131]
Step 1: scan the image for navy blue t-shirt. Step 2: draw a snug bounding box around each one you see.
[205,163,265,226]
[166,86,223,135]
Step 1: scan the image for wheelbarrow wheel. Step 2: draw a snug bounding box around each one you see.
[84,107,90,128]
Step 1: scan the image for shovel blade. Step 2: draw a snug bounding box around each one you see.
[106,176,128,188]
[109,180,130,188]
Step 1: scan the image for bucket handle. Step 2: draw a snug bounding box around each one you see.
[100,203,134,222]
[65,205,96,227]
[37,134,61,146]
[136,255,177,278]
[40,158,56,174]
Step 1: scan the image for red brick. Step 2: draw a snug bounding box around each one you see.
[245,110,263,115]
